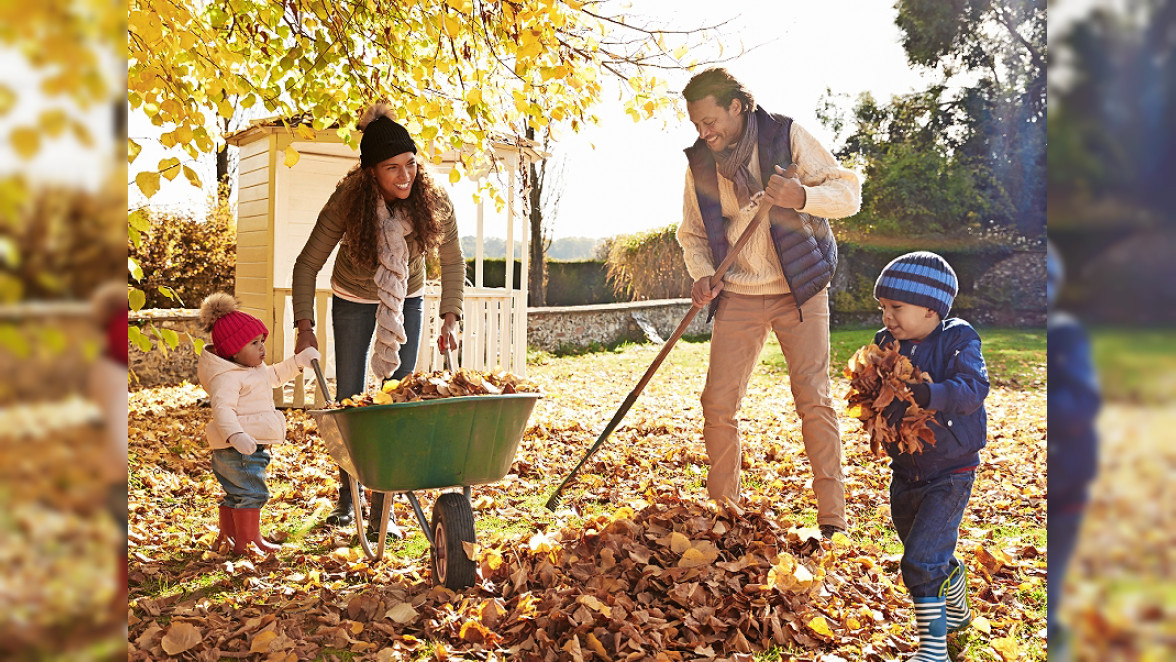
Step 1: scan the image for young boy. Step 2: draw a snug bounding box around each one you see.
[1045,241,1099,661]
[872,252,990,661]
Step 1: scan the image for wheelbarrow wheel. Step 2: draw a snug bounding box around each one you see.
[430,492,477,590]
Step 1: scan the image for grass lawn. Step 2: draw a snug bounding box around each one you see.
[1089,326,1176,403]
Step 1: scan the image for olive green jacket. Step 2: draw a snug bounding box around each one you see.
[292,186,464,326]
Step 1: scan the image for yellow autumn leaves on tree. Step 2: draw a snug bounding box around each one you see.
[128,0,715,201]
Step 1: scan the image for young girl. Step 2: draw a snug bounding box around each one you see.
[197,292,319,555]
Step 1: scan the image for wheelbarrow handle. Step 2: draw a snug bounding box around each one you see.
[310,358,334,406]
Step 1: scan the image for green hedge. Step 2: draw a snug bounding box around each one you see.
[465,259,617,306]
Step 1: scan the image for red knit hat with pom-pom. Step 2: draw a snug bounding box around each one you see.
[199,292,268,359]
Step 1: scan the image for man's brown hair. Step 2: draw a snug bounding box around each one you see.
[682,67,755,113]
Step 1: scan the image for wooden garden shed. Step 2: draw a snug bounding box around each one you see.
[225,120,544,407]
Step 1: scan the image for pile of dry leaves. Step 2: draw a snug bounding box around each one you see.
[335,369,538,408]
[844,342,937,457]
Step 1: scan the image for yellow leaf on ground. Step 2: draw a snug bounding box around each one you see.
[972,615,992,634]
[807,615,833,638]
[161,621,202,655]
[577,594,612,617]
[585,632,610,660]
[669,531,690,554]
[992,637,1019,661]
[678,547,709,568]
[528,531,557,554]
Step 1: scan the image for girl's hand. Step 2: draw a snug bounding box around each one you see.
[437,312,460,353]
[228,432,258,455]
[295,347,322,370]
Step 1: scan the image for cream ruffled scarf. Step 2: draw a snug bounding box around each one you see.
[370,201,412,380]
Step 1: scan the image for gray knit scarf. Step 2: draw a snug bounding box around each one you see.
[370,201,411,381]
[715,110,762,210]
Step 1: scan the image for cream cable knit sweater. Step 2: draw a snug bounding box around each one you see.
[677,121,862,296]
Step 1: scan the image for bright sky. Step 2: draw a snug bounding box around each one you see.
[118,1,947,240]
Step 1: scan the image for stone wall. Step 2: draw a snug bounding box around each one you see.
[128,250,1047,384]
[0,303,104,405]
[526,299,710,352]
[128,309,206,387]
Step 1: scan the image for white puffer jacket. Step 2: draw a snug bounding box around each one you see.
[197,347,301,449]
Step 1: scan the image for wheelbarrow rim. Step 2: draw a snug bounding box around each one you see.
[309,391,540,416]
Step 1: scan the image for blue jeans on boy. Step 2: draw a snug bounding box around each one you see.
[332,295,424,400]
[211,447,272,509]
[1048,508,1084,640]
[890,470,975,597]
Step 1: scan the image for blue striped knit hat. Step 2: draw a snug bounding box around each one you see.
[874,251,959,319]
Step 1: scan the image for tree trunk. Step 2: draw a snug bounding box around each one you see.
[216,145,231,205]
[526,127,547,307]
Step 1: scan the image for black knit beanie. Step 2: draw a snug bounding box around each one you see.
[360,115,417,168]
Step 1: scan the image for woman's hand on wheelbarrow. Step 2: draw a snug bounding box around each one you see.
[436,312,460,354]
[294,319,318,354]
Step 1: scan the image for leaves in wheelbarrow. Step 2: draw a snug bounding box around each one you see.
[333,368,539,408]
[844,342,938,457]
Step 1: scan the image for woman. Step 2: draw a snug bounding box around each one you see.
[292,104,464,537]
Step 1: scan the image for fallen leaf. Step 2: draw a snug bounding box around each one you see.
[161,621,202,655]
[385,603,418,624]
[992,636,1020,661]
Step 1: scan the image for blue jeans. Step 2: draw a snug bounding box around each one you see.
[890,470,975,597]
[1048,508,1084,639]
[211,447,271,509]
[332,295,424,400]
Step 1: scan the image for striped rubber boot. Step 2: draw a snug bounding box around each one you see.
[909,596,949,661]
[945,565,971,632]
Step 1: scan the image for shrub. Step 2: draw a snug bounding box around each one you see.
[2,176,126,303]
[128,194,236,309]
[604,224,692,301]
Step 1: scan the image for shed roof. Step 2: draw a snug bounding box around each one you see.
[225,116,548,163]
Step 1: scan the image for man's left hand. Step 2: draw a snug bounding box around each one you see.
[764,164,806,209]
[437,312,460,353]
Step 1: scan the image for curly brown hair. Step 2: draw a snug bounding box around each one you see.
[334,162,450,273]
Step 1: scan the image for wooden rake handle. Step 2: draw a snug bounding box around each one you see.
[544,168,793,511]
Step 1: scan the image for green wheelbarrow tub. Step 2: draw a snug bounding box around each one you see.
[310,393,539,493]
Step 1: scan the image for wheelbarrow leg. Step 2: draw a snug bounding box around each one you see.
[350,473,386,562]
[404,492,434,547]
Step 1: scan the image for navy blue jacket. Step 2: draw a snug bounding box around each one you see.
[1047,313,1100,512]
[873,318,990,483]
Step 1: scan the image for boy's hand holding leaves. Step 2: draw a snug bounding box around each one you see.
[845,343,938,458]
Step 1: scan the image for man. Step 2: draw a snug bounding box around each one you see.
[676,67,861,540]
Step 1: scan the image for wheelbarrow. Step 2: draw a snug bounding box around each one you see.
[307,356,539,589]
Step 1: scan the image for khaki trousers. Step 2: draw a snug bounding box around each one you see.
[701,289,847,530]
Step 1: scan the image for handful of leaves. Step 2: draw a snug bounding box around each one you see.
[845,342,937,457]
[333,368,538,409]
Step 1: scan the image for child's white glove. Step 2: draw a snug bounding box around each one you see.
[229,432,258,455]
[295,347,322,370]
